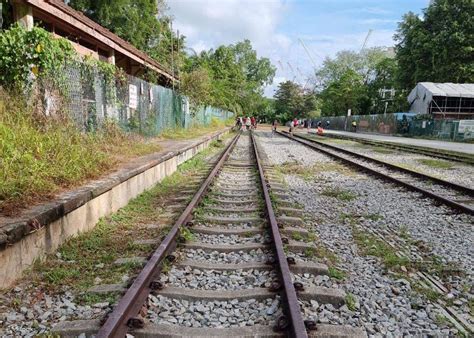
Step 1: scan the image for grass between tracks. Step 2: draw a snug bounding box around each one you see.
[416,158,454,169]
[15,136,229,304]
[274,161,349,182]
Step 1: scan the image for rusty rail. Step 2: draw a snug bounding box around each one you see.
[278,131,474,216]
[96,132,241,338]
[250,131,308,338]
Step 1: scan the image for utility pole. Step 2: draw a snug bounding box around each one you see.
[170,21,174,91]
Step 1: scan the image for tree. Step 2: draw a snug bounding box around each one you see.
[395,0,474,90]
[315,48,400,116]
[273,81,319,122]
[185,40,276,115]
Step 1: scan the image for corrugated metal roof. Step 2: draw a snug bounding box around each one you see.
[417,82,474,98]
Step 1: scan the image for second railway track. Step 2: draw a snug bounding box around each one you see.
[279,131,474,216]
[88,131,365,337]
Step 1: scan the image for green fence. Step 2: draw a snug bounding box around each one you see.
[319,113,473,141]
[50,63,233,136]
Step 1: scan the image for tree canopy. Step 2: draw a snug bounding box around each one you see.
[394,0,474,89]
[183,40,276,116]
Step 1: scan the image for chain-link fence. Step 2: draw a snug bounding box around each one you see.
[316,113,474,141]
[43,63,233,136]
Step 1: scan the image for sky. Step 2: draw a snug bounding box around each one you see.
[168,0,430,97]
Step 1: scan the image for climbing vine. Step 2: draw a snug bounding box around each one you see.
[0,24,125,95]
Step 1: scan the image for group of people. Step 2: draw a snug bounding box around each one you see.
[236,116,258,130]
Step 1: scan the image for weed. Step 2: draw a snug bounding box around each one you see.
[412,283,441,302]
[416,159,454,169]
[372,146,394,154]
[291,232,303,241]
[340,213,360,225]
[313,246,338,264]
[365,213,383,221]
[275,161,314,181]
[434,314,450,327]
[345,293,357,311]
[76,293,118,306]
[399,225,410,240]
[321,187,357,201]
[328,267,346,280]
[179,227,194,242]
[304,247,315,258]
[352,228,410,272]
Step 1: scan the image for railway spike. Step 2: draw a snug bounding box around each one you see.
[269,281,282,292]
[293,281,305,291]
[287,257,296,265]
[281,237,289,244]
[149,280,164,290]
[127,317,144,329]
[166,254,176,262]
[304,319,317,330]
[274,315,290,331]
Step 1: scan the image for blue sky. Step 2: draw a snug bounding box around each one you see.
[168,0,430,96]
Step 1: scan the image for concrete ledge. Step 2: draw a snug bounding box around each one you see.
[0,128,231,287]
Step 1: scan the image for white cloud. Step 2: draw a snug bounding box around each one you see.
[169,0,286,49]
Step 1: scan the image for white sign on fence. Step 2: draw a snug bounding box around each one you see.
[458,120,474,139]
[129,84,138,109]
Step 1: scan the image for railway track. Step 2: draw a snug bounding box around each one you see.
[76,132,366,337]
[278,131,474,216]
[319,132,474,165]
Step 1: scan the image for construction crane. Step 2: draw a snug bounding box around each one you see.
[298,38,318,69]
[360,29,373,52]
[286,62,297,81]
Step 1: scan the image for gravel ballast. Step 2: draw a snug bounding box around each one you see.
[255,131,472,336]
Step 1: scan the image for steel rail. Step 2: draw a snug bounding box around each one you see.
[319,132,474,165]
[96,132,242,338]
[278,131,474,216]
[250,131,308,338]
[293,132,474,197]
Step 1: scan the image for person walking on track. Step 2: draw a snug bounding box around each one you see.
[245,117,251,130]
[271,120,278,137]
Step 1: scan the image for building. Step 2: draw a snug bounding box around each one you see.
[6,0,177,87]
[407,82,474,119]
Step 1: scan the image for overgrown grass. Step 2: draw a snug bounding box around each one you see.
[275,161,314,181]
[372,146,394,154]
[161,117,233,140]
[352,228,410,272]
[321,187,357,201]
[416,158,454,169]
[0,90,161,213]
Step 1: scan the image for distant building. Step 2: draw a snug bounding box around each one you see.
[5,0,177,87]
[408,82,474,119]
